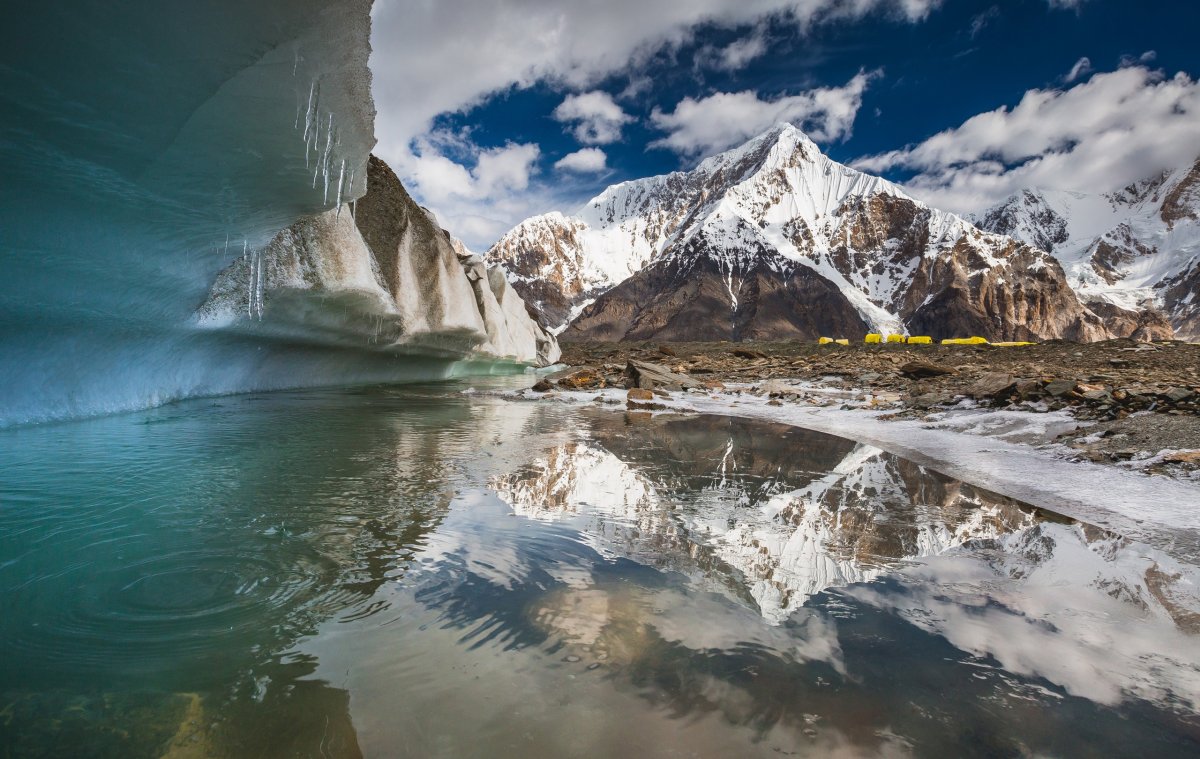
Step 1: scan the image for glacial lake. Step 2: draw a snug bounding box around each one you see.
[1,382,1197,758]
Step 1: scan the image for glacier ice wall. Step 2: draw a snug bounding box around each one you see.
[194,164,561,367]
[0,1,526,426]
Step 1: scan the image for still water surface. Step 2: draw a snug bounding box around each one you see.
[1,383,1198,757]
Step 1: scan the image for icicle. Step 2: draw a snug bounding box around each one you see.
[312,108,321,153]
[247,251,253,319]
[335,159,346,218]
[255,252,265,321]
[321,114,334,202]
[302,82,315,140]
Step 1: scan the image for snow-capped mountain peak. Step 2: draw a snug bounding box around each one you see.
[487,124,1128,342]
[975,157,1200,338]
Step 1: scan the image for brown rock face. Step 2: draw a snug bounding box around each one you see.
[1089,223,1159,285]
[1161,262,1200,340]
[498,125,1131,344]
[900,237,1109,342]
[1085,302,1176,342]
[1161,157,1200,229]
[565,231,869,343]
[484,216,593,328]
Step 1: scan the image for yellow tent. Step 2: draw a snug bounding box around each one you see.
[941,336,989,345]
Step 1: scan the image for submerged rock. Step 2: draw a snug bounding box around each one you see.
[553,367,605,390]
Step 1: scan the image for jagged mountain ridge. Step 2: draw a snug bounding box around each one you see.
[487,124,1113,342]
[975,158,1200,340]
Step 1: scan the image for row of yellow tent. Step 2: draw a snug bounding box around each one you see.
[818,335,1035,347]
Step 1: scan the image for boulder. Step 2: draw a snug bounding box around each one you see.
[970,373,1015,399]
[1044,379,1077,398]
[732,348,768,360]
[626,385,668,410]
[625,360,702,391]
[553,367,605,390]
[1014,379,1043,399]
[531,379,553,393]
[899,361,956,379]
[910,392,948,409]
[1164,450,1200,464]
[1164,387,1195,403]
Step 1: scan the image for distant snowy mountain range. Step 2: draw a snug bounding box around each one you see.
[973,160,1200,340]
[486,123,1196,342]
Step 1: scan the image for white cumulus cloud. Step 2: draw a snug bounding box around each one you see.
[649,70,879,157]
[852,66,1200,214]
[553,92,633,145]
[369,0,942,248]
[555,147,609,173]
[408,140,541,206]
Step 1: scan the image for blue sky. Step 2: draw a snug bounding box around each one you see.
[369,0,1200,249]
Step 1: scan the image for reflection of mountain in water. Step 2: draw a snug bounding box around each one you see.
[492,413,1038,622]
[474,410,1200,749]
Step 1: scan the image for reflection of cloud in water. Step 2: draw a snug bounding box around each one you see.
[850,521,1200,712]
[483,410,1200,721]
[305,409,1200,756]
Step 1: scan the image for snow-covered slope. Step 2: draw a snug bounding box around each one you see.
[489,124,1109,342]
[976,158,1200,339]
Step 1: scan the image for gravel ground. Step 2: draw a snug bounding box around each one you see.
[552,338,1200,475]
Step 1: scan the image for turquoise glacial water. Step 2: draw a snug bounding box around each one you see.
[1,382,1197,757]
